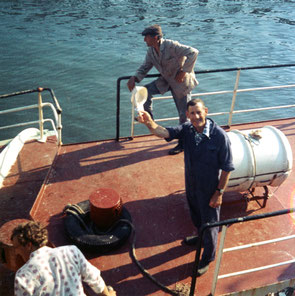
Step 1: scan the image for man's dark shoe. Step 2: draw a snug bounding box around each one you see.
[197,260,210,277]
[183,235,199,246]
[168,143,184,155]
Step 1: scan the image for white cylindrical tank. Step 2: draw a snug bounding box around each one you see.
[226,126,293,192]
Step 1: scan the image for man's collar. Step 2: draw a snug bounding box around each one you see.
[190,119,211,138]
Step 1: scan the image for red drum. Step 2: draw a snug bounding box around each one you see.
[89,188,122,230]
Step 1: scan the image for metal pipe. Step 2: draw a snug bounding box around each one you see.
[211,225,228,296]
[228,70,241,126]
[152,83,295,101]
[219,259,295,279]
[116,78,123,141]
[189,207,295,295]
[223,234,295,252]
[0,87,62,145]
[0,103,59,131]
[230,104,295,114]
[133,102,295,125]
[0,120,41,130]
[0,104,39,115]
[0,103,59,121]
[38,91,44,141]
[118,64,295,140]
[131,90,135,138]
[0,88,37,99]
[57,113,62,146]
[43,88,62,114]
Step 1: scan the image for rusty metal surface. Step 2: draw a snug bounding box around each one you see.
[1,119,295,296]
[0,136,58,295]
[0,136,58,228]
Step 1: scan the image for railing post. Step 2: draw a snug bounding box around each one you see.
[116,78,122,141]
[57,112,62,146]
[131,91,135,138]
[227,69,241,127]
[211,225,228,295]
[45,88,63,146]
[38,89,45,142]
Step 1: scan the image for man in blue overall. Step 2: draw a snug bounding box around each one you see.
[127,24,199,155]
[137,98,234,276]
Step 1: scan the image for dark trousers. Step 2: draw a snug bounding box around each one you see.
[186,190,220,264]
[144,81,191,124]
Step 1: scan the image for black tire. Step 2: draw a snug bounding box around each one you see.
[64,200,132,253]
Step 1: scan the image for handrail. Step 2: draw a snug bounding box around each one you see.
[189,207,295,296]
[116,64,295,141]
[0,87,62,114]
[0,87,63,145]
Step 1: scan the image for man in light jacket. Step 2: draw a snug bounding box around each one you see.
[127,24,199,155]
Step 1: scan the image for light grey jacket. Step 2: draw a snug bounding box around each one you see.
[135,39,199,99]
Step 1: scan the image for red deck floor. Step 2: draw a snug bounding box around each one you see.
[1,118,295,295]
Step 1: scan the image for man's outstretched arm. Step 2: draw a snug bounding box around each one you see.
[137,111,169,138]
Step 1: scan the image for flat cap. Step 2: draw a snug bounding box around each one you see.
[141,24,163,37]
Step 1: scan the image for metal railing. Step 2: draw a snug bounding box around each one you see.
[0,87,63,145]
[190,207,295,296]
[116,64,295,141]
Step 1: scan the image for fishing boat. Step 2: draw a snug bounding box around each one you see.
[0,64,295,296]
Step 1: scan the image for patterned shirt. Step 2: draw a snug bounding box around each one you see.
[192,119,211,146]
[14,245,106,296]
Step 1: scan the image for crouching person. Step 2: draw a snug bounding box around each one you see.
[11,221,116,296]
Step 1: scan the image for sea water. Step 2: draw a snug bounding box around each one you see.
[1,0,295,143]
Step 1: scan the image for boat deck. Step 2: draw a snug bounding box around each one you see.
[1,118,295,296]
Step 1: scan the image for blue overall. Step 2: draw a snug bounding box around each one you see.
[166,118,234,263]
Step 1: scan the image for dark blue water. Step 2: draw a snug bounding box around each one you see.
[1,0,295,143]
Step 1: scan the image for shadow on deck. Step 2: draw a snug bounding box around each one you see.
[1,118,295,296]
